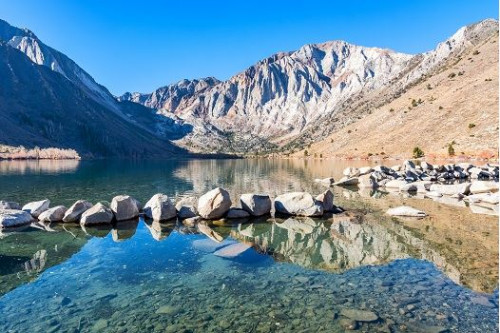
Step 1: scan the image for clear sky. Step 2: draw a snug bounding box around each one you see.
[1,0,497,95]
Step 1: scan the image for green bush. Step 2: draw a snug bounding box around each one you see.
[468,123,476,129]
[412,147,424,158]
[448,143,455,156]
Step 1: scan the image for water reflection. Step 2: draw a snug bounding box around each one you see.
[0,159,80,174]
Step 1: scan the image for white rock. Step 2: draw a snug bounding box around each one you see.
[314,178,335,187]
[429,183,471,196]
[384,179,408,189]
[198,188,232,219]
[469,181,499,194]
[22,199,50,218]
[315,190,334,212]
[213,243,251,258]
[143,193,176,221]
[80,203,114,225]
[0,201,20,210]
[63,200,93,222]
[274,192,323,216]
[425,191,443,198]
[358,167,373,175]
[38,205,67,222]
[110,195,139,221]
[240,193,271,216]
[399,183,417,192]
[464,193,499,204]
[357,174,378,189]
[386,206,426,217]
[343,167,360,177]
[334,176,359,186]
[0,209,33,228]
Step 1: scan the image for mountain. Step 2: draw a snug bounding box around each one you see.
[121,19,498,156]
[0,19,187,158]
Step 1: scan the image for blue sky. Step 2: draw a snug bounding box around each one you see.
[1,1,497,95]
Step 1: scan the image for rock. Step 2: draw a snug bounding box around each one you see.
[214,243,251,258]
[357,174,378,189]
[425,191,443,198]
[38,205,67,222]
[22,199,50,218]
[315,190,334,212]
[429,183,471,196]
[80,203,113,225]
[110,195,139,221]
[464,193,499,204]
[384,179,407,189]
[0,201,20,210]
[226,208,250,219]
[314,177,335,187]
[176,197,198,219]
[0,209,33,228]
[92,319,108,331]
[274,192,324,216]
[412,181,432,193]
[62,200,93,222]
[373,165,391,174]
[386,206,426,217]
[340,308,378,322]
[402,160,416,170]
[197,223,224,242]
[469,181,499,194]
[358,167,373,175]
[198,188,232,219]
[240,193,271,216]
[143,193,176,221]
[343,167,360,178]
[334,176,359,186]
[421,161,433,170]
[399,183,417,192]
[156,305,180,315]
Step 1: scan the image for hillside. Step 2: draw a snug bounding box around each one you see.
[293,29,499,159]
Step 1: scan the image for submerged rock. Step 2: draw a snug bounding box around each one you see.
[197,222,224,242]
[0,201,20,210]
[213,243,251,258]
[0,209,33,228]
[182,216,201,227]
[340,308,378,322]
[110,195,140,221]
[38,205,67,222]
[274,192,323,216]
[63,200,93,222]
[143,193,176,221]
[386,206,426,217]
[22,199,50,218]
[80,203,114,225]
[198,187,232,219]
[240,193,272,216]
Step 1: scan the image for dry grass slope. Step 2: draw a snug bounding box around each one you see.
[295,32,499,160]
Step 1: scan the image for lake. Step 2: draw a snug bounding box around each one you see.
[0,159,498,332]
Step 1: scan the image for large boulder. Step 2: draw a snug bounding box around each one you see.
[464,193,499,205]
[198,188,232,219]
[386,206,426,217]
[314,177,335,187]
[274,192,324,217]
[469,181,499,194]
[22,199,50,218]
[143,193,176,221]
[0,209,34,228]
[63,200,93,222]
[358,167,373,176]
[0,201,20,210]
[176,197,198,219]
[110,195,139,221]
[38,205,67,222]
[343,167,360,178]
[384,179,407,189]
[80,203,114,225]
[240,193,271,216]
[429,183,471,196]
[334,177,359,186]
[315,190,334,212]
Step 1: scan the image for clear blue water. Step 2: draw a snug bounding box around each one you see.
[0,159,498,332]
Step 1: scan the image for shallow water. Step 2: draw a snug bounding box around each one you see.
[0,159,498,332]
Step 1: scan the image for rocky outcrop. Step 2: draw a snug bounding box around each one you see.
[197,188,232,219]
[143,193,176,221]
[38,206,67,222]
[386,206,426,217]
[110,195,140,221]
[80,203,114,225]
[22,199,50,218]
[240,193,272,216]
[0,201,20,210]
[274,192,323,217]
[0,209,33,228]
[63,200,93,223]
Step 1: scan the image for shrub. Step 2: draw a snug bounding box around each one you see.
[411,99,418,107]
[319,153,323,158]
[468,123,476,129]
[427,84,432,90]
[304,150,309,157]
[448,143,455,156]
[472,50,480,55]
[389,108,394,112]
[347,130,352,134]
[412,147,424,158]
[448,73,456,79]
[439,106,443,110]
